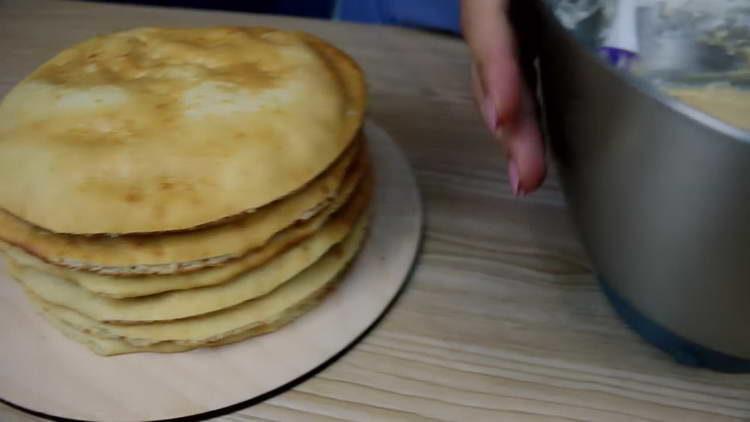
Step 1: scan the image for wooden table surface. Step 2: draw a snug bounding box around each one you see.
[2,1,750,420]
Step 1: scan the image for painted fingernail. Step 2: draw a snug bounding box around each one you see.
[482,96,498,133]
[508,160,521,197]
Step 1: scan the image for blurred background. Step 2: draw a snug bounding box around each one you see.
[86,0,461,34]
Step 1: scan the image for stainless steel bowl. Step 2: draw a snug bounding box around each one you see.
[513,1,750,371]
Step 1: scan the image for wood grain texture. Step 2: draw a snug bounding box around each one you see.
[1,0,750,420]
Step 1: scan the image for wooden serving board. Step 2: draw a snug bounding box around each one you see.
[0,122,423,422]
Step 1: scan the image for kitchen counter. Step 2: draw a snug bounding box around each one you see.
[1,0,749,420]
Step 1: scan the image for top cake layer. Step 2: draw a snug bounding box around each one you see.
[0,27,366,234]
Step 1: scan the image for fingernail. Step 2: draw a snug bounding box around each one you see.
[482,96,498,133]
[508,160,521,197]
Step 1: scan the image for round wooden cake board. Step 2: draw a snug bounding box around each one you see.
[0,121,423,422]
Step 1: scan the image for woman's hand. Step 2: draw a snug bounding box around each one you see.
[461,0,546,195]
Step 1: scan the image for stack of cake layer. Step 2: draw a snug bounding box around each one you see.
[0,27,369,356]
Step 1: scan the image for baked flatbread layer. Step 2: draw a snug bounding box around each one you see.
[24,208,369,350]
[7,180,370,322]
[37,274,341,356]
[0,27,366,234]
[0,143,365,275]
[0,172,369,298]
